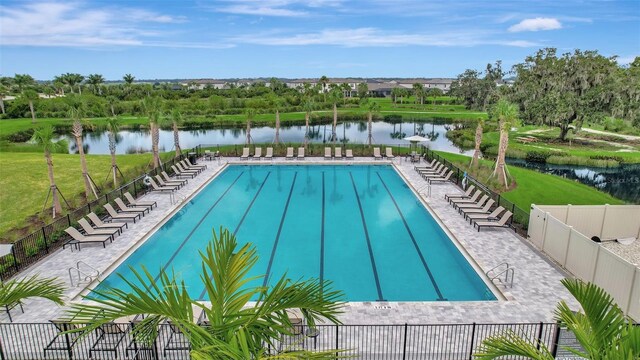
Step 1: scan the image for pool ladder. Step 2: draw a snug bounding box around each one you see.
[486,262,514,289]
[417,183,431,198]
[68,261,100,287]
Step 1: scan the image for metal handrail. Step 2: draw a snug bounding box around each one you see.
[417,183,431,198]
[68,267,96,287]
[76,261,100,278]
[486,263,515,288]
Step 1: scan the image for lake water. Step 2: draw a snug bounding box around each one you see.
[64,121,473,156]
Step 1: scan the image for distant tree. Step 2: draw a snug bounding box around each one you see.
[67,95,97,199]
[412,83,424,104]
[21,89,39,124]
[319,75,329,101]
[245,107,256,145]
[490,99,519,188]
[366,99,381,146]
[106,118,121,187]
[450,61,503,111]
[13,73,35,92]
[61,73,84,94]
[357,82,369,99]
[391,87,401,106]
[329,89,342,143]
[86,74,105,95]
[123,74,135,85]
[142,96,163,168]
[106,96,118,117]
[340,83,351,103]
[31,126,67,218]
[302,99,314,147]
[0,83,7,114]
[427,88,444,105]
[469,118,484,168]
[169,109,184,156]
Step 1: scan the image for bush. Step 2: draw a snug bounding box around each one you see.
[525,150,557,163]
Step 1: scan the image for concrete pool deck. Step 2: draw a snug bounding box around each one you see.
[3,156,578,324]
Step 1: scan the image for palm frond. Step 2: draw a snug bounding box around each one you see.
[0,275,65,307]
[474,330,554,360]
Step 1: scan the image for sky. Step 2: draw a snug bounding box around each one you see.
[0,0,639,80]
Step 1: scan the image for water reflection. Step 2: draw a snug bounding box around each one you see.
[61,121,473,156]
[506,159,640,204]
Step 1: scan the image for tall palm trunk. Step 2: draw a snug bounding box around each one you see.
[245,120,251,145]
[172,122,181,156]
[108,133,118,187]
[367,112,373,146]
[274,110,280,145]
[470,122,483,168]
[332,103,337,144]
[73,121,96,199]
[29,101,36,124]
[492,125,509,188]
[151,123,160,168]
[45,150,63,218]
[304,112,310,147]
[110,104,115,117]
[0,97,5,114]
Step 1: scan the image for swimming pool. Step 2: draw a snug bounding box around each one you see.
[95,164,495,301]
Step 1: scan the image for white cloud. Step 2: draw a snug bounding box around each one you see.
[214,0,343,17]
[508,17,562,32]
[231,27,539,48]
[0,1,191,48]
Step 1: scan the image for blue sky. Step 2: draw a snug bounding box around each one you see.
[1,0,638,80]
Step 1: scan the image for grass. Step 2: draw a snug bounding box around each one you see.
[431,151,625,211]
[0,152,176,240]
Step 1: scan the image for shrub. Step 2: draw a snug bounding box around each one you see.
[525,150,561,163]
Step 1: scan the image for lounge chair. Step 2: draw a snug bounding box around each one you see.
[286,147,294,160]
[43,321,84,358]
[385,147,394,159]
[163,306,203,357]
[428,170,453,184]
[455,195,489,212]
[155,175,182,190]
[204,149,212,160]
[415,159,437,171]
[461,199,495,216]
[171,165,196,179]
[474,211,513,232]
[148,177,177,194]
[180,159,204,172]
[373,147,382,160]
[265,147,273,159]
[324,147,332,160]
[421,168,447,180]
[297,147,305,160]
[114,198,149,215]
[104,204,141,223]
[466,205,504,224]
[125,192,157,209]
[445,185,476,202]
[3,301,23,322]
[253,147,262,160]
[240,147,250,160]
[89,321,128,359]
[417,164,444,175]
[185,158,206,170]
[346,149,354,159]
[450,190,481,206]
[78,218,119,239]
[335,147,342,160]
[177,161,202,175]
[87,212,128,231]
[63,227,112,250]
[162,172,188,187]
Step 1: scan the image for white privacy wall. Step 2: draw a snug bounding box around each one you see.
[528,205,640,321]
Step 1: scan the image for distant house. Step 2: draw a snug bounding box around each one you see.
[180,79,227,90]
[396,78,454,93]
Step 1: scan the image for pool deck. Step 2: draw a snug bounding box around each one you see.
[3,156,578,324]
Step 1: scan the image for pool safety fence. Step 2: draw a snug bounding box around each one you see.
[196,142,417,158]
[0,321,576,359]
[421,147,530,236]
[0,150,200,281]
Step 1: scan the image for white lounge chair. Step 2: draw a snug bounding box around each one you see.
[324,147,332,160]
[345,149,353,159]
[373,147,382,160]
[265,147,273,159]
[474,211,513,232]
[385,148,394,159]
[286,147,294,160]
[253,147,262,160]
[240,147,250,160]
[335,147,342,160]
[87,212,128,231]
[63,227,112,250]
[297,147,305,160]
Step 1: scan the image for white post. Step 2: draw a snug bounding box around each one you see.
[599,204,609,239]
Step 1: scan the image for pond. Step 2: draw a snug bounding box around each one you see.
[63,121,474,156]
[506,158,640,204]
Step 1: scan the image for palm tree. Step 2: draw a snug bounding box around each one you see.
[469,118,485,168]
[142,96,163,168]
[475,279,640,359]
[86,74,105,95]
[328,89,342,144]
[319,75,329,101]
[63,228,344,357]
[123,74,135,85]
[67,95,97,199]
[303,99,314,147]
[340,83,351,103]
[490,99,518,188]
[391,88,401,107]
[61,73,84,94]
[366,100,380,146]
[0,275,65,318]
[0,83,8,114]
[106,96,118,117]
[106,118,121,187]
[31,126,67,218]
[245,107,256,145]
[13,73,35,92]
[21,89,39,124]
[412,83,424,105]
[272,97,284,145]
[170,109,184,156]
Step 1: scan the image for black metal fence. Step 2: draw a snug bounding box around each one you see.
[196,142,417,158]
[0,150,200,281]
[421,147,530,235]
[0,322,577,359]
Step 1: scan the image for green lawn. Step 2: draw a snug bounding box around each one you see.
[431,151,625,211]
[0,152,175,240]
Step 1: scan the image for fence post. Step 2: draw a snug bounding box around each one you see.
[67,214,71,227]
[334,324,339,358]
[11,246,18,275]
[468,322,477,360]
[535,322,544,350]
[510,203,516,227]
[551,321,562,357]
[402,323,408,360]
[133,181,138,198]
[42,227,49,254]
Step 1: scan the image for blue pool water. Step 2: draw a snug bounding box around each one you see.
[95,165,495,301]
